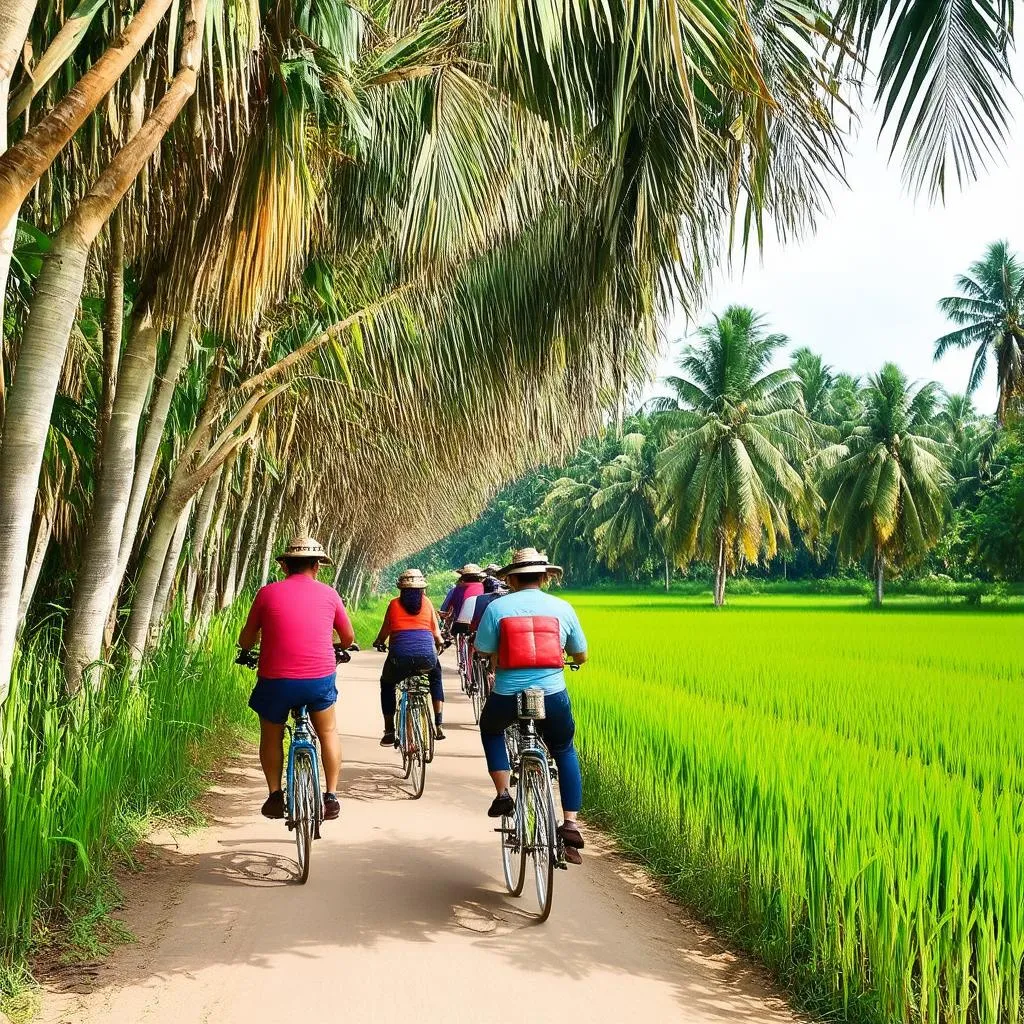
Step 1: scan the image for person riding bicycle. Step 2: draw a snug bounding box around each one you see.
[238,536,353,822]
[440,563,486,634]
[373,569,446,746]
[474,548,588,864]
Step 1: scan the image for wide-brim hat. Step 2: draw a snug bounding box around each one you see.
[498,547,562,579]
[484,563,502,575]
[276,536,333,564]
[456,563,485,579]
[397,568,428,589]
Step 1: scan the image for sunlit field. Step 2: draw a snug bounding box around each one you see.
[568,593,1024,1024]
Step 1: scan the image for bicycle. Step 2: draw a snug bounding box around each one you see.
[495,671,579,922]
[455,632,471,693]
[236,644,349,883]
[374,644,434,798]
[469,649,490,724]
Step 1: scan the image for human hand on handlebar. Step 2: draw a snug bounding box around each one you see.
[373,642,387,654]
[235,647,259,669]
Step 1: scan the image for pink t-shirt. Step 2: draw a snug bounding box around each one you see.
[244,575,353,679]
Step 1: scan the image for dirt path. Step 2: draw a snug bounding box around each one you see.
[40,650,802,1024]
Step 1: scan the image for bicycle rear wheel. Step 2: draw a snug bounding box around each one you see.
[293,753,315,884]
[524,764,555,921]
[398,703,413,779]
[407,702,428,799]
[470,661,484,724]
[501,797,526,896]
[424,691,436,764]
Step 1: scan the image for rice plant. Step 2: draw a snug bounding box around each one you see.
[570,593,1024,1024]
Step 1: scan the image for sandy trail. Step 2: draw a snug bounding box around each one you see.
[40,649,801,1024]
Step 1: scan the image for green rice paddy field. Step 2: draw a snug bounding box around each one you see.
[566,593,1024,1024]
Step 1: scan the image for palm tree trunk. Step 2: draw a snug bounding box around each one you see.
[152,499,194,630]
[713,533,726,607]
[874,546,884,606]
[0,0,207,705]
[17,513,52,631]
[0,0,36,89]
[7,0,109,120]
[0,74,17,429]
[0,0,178,226]
[98,211,125,449]
[256,482,287,589]
[234,492,265,599]
[219,450,255,609]
[184,467,222,613]
[114,314,193,589]
[65,311,158,689]
[663,552,670,592]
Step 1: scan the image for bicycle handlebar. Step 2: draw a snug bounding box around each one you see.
[235,644,350,669]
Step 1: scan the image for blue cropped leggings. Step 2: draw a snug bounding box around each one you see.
[479,689,582,813]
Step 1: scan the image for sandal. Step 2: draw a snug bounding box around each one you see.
[323,793,340,820]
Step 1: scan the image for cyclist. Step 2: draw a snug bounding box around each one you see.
[238,536,353,822]
[440,563,486,632]
[373,569,446,746]
[474,548,588,864]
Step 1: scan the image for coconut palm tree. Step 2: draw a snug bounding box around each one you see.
[935,240,1024,423]
[654,306,813,606]
[936,392,998,504]
[817,364,952,605]
[590,430,669,586]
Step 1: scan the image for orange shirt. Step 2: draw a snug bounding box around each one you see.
[386,596,437,633]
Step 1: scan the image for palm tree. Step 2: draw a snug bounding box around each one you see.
[590,430,668,586]
[935,392,998,504]
[654,306,812,606]
[817,364,952,605]
[791,347,840,439]
[935,240,1024,423]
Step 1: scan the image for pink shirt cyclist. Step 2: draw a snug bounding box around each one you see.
[238,537,353,823]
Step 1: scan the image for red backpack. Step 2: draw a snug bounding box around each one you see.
[498,616,564,670]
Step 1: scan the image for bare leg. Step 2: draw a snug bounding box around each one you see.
[310,705,342,793]
[259,719,286,793]
[564,811,578,823]
[490,769,511,795]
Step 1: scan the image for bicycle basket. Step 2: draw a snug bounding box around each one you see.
[517,687,546,720]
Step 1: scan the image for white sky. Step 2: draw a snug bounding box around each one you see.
[655,102,1024,417]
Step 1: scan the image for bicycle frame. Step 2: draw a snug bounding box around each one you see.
[286,706,322,839]
[396,677,431,738]
[509,717,563,862]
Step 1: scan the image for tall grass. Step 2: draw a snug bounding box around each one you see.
[0,605,254,967]
[570,593,1024,1024]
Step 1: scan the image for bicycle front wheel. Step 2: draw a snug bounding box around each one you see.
[293,753,315,884]
[524,763,555,921]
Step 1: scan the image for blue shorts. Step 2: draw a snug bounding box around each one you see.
[248,674,337,725]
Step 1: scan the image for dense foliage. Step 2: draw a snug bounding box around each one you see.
[415,296,1022,602]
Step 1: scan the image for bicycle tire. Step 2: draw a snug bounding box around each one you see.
[408,705,427,799]
[525,764,555,921]
[501,792,527,896]
[425,701,436,765]
[294,753,314,884]
[470,661,484,724]
[398,702,413,779]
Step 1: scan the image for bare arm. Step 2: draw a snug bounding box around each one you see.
[237,597,261,650]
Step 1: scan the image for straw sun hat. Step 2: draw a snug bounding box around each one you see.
[456,563,486,579]
[275,535,333,564]
[498,547,563,579]
[397,568,428,589]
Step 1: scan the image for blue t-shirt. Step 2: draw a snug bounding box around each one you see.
[474,589,587,695]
